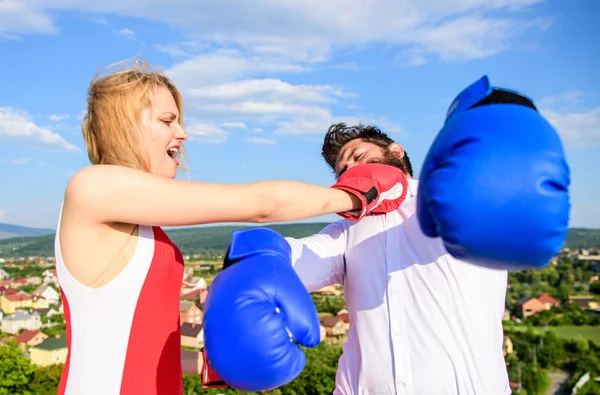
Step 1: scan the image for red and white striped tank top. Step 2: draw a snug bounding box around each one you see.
[55,216,185,394]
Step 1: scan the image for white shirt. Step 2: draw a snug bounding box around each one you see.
[286,179,511,395]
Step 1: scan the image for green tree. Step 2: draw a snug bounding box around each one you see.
[521,365,549,395]
[0,341,35,395]
[578,379,600,394]
[312,295,346,315]
[575,339,589,355]
[278,342,342,394]
[537,330,564,369]
[182,342,343,395]
[27,364,64,395]
[575,353,600,376]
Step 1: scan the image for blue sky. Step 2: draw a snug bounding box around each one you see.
[0,0,598,229]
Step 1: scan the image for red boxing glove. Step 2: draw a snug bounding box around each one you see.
[201,348,229,389]
[332,163,408,220]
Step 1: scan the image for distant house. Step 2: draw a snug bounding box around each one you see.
[10,279,28,288]
[183,276,207,289]
[516,297,546,318]
[568,296,599,310]
[319,316,348,338]
[34,306,61,319]
[314,285,343,296]
[503,309,511,321]
[181,289,208,305]
[337,309,350,324]
[26,276,42,286]
[42,270,57,284]
[29,334,68,366]
[180,301,203,325]
[181,276,208,295]
[577,254,600,263]
[31,295,49,310]
[181,323,204,348]
[537,293,560,310]
[15,329,48,351]
[0,268,9,280]
[33,284,60,305]
[319,324,327,341]
[1,311,42,334]
[0,292,33,314]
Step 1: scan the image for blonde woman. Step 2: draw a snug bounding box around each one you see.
[54,59,407,395]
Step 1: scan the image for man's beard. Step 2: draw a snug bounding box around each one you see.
[366,148,408,174]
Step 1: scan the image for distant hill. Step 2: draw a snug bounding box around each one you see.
[0,223,599,259]
[0,223,55,240]
[565,228,600,250]
[0,222,331,259]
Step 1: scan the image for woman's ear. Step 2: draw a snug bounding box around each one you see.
[388,143,405,158]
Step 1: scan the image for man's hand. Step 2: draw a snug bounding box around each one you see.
[332,163,408,220]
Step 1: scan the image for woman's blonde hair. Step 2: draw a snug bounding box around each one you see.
[82,58,188,173]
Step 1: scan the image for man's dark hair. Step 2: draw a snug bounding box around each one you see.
[321,123,413,177]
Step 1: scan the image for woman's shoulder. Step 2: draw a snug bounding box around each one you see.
[68,164,123,186]
[65,164,137,203]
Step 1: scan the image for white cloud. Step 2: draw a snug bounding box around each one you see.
[118,28,135,39]
[0,107,80,152]
[6,0,550,144]
[538,92,600,149]
[202,102,333,118]
[542,107,600,149]
[166,50,309,88]
[166,52,360,135]
[11,157,31,165]
[14,1,548,63]
[275,115,402,136]
[404,15,539,64]
[246,137,276,145]
[49,113,69,121]
[185,122,229,144]
[0,0,56,40]
[188,79,352,103]
[222,122,248,130]
[153,42,210,58]
[0,209,5,222]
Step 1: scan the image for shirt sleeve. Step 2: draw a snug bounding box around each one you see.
[285,220,348,293]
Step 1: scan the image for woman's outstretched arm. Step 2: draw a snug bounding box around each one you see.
[65,164,360,227]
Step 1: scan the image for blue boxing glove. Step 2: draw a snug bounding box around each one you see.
[202,228,321,392]
[417,75,570,270]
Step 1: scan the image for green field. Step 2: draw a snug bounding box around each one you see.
[552,326,600,343]
[504,325,600,344]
